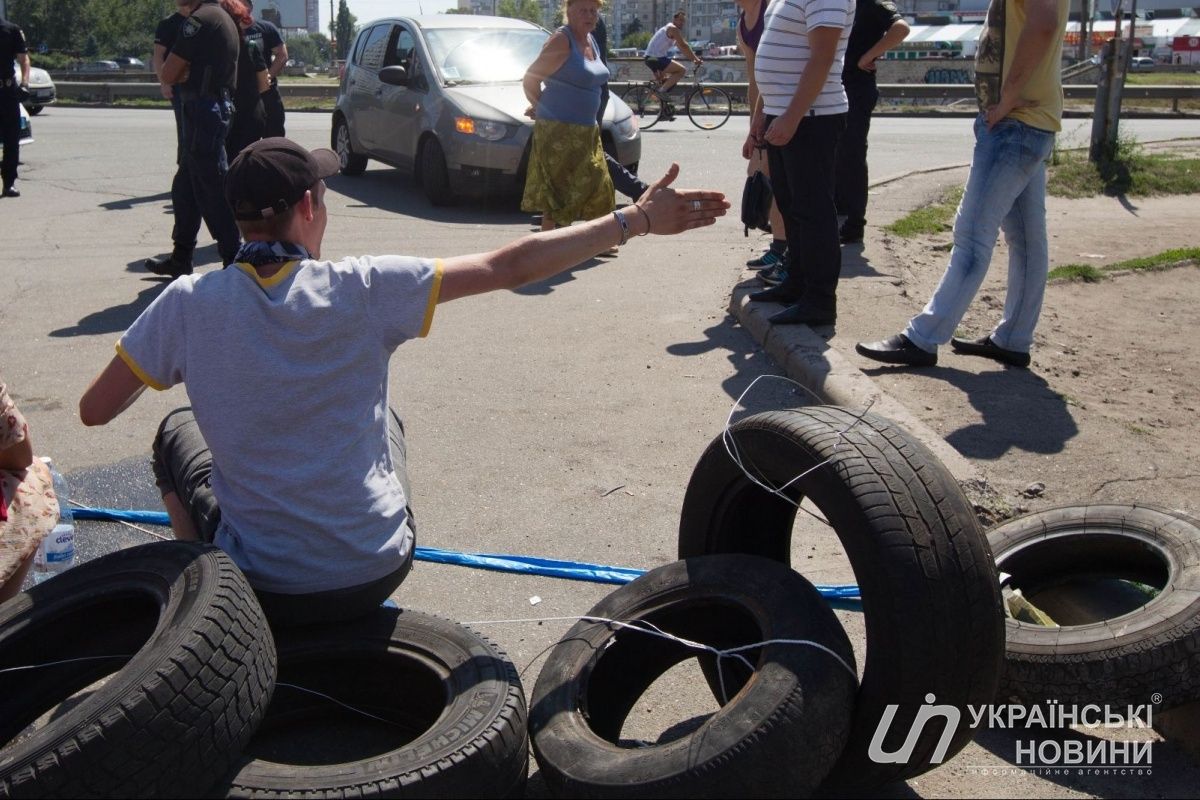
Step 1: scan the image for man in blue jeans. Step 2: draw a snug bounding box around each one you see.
[856,0,1068,368]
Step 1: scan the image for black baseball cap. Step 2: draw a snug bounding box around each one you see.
[225,137,340,221]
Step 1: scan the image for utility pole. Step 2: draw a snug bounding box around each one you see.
[1089,0,1135,162]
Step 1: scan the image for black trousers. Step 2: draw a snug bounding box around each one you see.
[226,98,265,162]
[834,79,879,234]
[171,94,241,263]
[261,83,285,138]
[151,406,415,628]
[1,89,20,187]
[767,112,846,311]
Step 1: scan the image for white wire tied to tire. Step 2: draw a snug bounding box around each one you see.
[722,374,876,527]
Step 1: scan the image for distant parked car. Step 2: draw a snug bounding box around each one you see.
[113,56,147,71]
[1130,56,1156,71]
[77,60,121,73]
[17,62,56,114]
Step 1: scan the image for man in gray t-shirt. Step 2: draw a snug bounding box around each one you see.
[80,138,727,626]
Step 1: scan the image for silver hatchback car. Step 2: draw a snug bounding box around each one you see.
[332,15,642,205]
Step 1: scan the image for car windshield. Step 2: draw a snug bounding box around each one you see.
[423,27,548,84]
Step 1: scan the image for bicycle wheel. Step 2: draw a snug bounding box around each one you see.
[687,86,732,130]
[626,86,663,131]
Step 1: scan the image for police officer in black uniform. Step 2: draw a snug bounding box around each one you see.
[245,0,288,137]
[145,0,242,277]
[154,0,193,224]
[1,15,30,198]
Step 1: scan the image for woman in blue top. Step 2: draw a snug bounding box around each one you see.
[521,0,615,231]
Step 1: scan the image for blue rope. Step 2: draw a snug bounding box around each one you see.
[73,507,862,599]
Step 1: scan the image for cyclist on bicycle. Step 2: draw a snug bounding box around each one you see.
[643,10,702,117]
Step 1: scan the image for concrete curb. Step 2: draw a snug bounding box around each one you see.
[729,286,982,486]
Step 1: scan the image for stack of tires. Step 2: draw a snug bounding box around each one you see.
[0,544,530,799]
[527,407,1009,797]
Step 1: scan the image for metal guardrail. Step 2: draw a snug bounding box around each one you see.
[54,81,1200,112]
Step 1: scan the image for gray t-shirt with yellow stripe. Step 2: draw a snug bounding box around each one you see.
[118,255,442,593]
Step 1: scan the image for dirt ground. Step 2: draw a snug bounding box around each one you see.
[821,141,1200,524]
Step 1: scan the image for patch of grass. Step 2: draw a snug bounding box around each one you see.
[885,185,964,237]
[1047,263,1105,282]
[1124,72,1200,86]
[1049,247,1200,283]
[1048,135,1200,198]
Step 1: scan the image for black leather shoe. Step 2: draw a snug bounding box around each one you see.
[144,253,194,277]
[950,335,1031,368]
[748,286,802,304]
[1,183,18,198]
[855,334,937,366]
[839,226,863,244]
[769,304,836,326]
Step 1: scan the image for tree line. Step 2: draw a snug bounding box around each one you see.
[7,0,336,67]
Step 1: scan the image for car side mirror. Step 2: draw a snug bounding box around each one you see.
[380,65,409,86]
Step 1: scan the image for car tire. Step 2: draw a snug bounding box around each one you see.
[991,504,1200,710]
[216,607,528,799]
[26,105,42,116]
[677,407,1005,792]
[529,555,857,799]
[333,116,367,176]
[419,138,455,207]
[0,542,276,799]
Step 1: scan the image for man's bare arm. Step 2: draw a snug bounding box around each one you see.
[269,42,288,79]
[763,25,842,146]
[80,356,148,427]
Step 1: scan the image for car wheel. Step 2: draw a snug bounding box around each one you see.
[991,504,1200,710]
[678,407,1005,792]
[420,138,456,206]
[529,555,857,798]
[0,542,276,799]
[333,116,367,176]
[215,607,528,799]
[26,105,42,116]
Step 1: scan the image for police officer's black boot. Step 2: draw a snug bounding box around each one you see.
[144,245,194,278]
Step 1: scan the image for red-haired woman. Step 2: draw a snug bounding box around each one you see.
[221,0,270,160]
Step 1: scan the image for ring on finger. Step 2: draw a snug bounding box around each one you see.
[691,200,701,211]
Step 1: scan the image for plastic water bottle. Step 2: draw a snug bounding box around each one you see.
[33,457,75,583]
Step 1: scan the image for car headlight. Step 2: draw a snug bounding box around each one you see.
[455,117,508,142]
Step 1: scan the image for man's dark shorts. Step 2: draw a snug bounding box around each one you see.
[152,406,415,628]
[644,56,673,73]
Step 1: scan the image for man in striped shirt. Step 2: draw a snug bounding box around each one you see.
[747,0,855,326]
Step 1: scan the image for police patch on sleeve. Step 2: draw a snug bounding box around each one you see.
[182,16,202,38]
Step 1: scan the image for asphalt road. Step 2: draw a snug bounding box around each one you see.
[4,107,1199,796]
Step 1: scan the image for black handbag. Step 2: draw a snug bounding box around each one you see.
[740,159,773,237]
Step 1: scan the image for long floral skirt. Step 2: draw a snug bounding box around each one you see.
[521,119,615,227]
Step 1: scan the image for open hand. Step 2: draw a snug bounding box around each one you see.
[636,163,730,234]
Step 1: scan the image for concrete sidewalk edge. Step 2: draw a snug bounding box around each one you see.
[729,286,982,486]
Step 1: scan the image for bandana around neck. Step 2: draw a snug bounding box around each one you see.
[233,240,313,268]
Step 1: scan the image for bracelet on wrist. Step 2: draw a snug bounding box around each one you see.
[612,210,630,246]
[632,204,651,236]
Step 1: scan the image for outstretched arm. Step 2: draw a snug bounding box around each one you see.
[80,356,147,427]
[437,165,728,302]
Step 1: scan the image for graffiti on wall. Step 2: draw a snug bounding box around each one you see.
[923,68,972,84]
